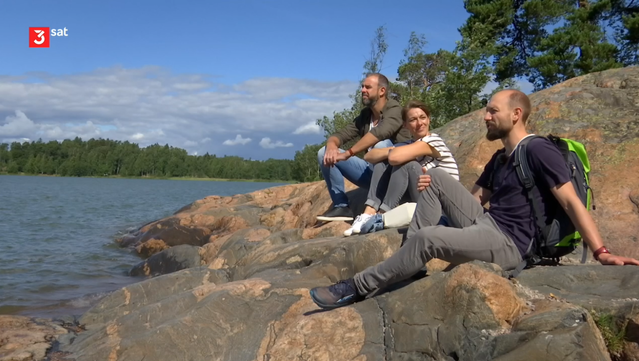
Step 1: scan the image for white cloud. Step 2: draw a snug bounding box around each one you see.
[259,137,293,149]
[184,140,198,147]
[223,134,252,146]
[0,110,105,141]
[0,110,36,137]
[293,121,321,135]
[0,66,354,158]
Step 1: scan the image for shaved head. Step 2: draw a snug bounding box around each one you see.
[502,89,531,124]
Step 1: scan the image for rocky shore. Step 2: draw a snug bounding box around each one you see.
[3,67,639,361]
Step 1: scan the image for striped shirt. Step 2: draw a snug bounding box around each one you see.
[415,133,459,181]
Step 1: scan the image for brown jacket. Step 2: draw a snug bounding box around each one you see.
[332,99,412,148]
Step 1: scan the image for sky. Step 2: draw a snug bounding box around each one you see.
[0,0,532,160]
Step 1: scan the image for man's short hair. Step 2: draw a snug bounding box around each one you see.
[366,73,389,98]
[507,90,531,124]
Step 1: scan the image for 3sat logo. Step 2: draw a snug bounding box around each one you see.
[29,27,69,48]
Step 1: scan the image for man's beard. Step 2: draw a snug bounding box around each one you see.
[486,126,509,141]
[362,95,378,108]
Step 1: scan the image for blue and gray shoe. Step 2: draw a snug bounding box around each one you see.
[310,279,362,309]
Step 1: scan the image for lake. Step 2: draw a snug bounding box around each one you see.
[0,175,286,318]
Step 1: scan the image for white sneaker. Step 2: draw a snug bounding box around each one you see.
[343,226,355,237]
[343,214,373,237]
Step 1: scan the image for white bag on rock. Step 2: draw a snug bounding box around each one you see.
[382,202,416,228]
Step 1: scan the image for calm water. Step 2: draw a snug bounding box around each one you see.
[0,175,286,318]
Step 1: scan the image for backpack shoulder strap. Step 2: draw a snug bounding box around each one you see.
[513,135,547,255]
[513,136,538,190]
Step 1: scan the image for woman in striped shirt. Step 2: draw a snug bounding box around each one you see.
[345,100,459,236]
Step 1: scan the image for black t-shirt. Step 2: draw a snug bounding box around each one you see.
[475,136,572,256]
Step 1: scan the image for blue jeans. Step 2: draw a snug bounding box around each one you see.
[317,139,394,208]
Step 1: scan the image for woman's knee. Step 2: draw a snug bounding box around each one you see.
[392,160,421,173]
[425,167,451,182]
[372,139,393,149]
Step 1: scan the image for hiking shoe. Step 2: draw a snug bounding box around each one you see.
[344,213,373,236]
[310,279,362,309]
[316,207,353,222]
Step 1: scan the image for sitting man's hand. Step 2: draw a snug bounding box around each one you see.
[323,147,340,167]
[334,151,350,163]
[417,166,431,192]
[597,253,639,266]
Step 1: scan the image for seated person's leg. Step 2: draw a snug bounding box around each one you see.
[372,139,394,149]
[310,214,522,309]
[379,160,422,212]
[316,146,353,221]
[406,168,484,239]
[316,139,394,222]
[345,161,392,236]
[330,139,396,213]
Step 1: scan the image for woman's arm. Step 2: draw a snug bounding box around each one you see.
[388,141,440,166]
[363,146,394,164]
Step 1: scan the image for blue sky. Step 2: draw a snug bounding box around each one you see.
[1,0,491,160]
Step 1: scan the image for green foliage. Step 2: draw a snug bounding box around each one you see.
[527,2,623,89]
[424,45,492,127]
[460,0,636,90]
[363,26,389,76]
[395,35,492,127]
[590,310,628,360]
[292,143,323,182]
[0,138,298,182]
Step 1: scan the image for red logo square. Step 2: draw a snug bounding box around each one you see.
[29,27,50,48]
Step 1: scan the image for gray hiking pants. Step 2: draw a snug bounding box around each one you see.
[354,167,523,296]
[365,161,422,212]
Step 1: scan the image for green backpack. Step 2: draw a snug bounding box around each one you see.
[490,134,594,277]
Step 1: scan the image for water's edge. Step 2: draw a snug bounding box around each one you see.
[0,175,285,319]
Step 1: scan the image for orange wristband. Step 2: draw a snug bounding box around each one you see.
[347,149,354,157]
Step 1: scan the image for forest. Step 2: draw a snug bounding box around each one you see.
[0,138,295,181]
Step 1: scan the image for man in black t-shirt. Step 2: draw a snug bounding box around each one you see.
[310,89,639,310]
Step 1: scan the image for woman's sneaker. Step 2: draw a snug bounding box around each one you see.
[343,213,373,236]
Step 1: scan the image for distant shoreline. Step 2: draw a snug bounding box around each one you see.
[0,172,296,184]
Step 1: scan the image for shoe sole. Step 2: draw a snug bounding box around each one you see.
[316,216,354,222]
[310,289,350,309]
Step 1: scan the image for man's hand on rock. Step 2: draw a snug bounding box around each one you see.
[597,253,639,266]
[418,167,431,192]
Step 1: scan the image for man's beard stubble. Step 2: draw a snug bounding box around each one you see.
[362,95,378,108]
[486,126,509,141]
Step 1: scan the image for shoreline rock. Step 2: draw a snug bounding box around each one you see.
[8,67,639,360]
